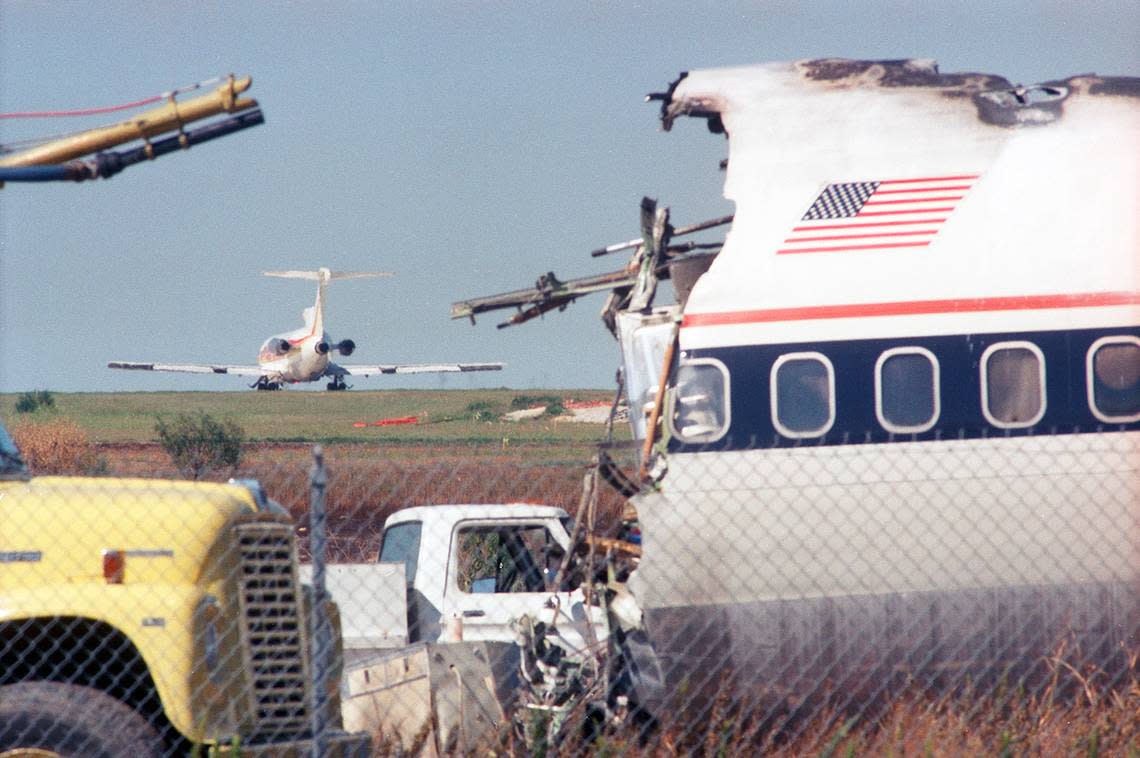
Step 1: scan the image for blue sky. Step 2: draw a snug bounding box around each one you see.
[1,1,1136,392]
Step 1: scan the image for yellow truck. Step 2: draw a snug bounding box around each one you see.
[0,423,371,757]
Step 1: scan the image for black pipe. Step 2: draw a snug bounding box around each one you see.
[0,164,85,182]
[0,108,265,183]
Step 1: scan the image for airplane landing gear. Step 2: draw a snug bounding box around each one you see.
[252,377,282,391]
[326,376,349,391]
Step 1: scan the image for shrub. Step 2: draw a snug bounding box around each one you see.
[14,389,56,414]
[9,418,105,475]
[155,412,244,480]
[510,395,567,417]
[510,394,559,410]
[465,401,501,422]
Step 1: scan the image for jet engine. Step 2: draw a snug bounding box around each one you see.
[334,339,356,356]
[269,338,291,355]
[315,341,331,355]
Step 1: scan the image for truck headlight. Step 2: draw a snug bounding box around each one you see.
[198,596,224,683]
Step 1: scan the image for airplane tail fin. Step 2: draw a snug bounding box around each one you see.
[265,267,392,337]
[264,268,394,283]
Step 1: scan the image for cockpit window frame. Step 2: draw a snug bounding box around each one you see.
[668,357,731,444]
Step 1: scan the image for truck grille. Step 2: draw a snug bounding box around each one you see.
[235,522,312,735]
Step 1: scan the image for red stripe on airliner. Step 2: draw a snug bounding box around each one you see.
[876,174,981,184]
[777,240,931,254]
[288,329,319,346]
[682,292,1140,328]
[790,218,947,232]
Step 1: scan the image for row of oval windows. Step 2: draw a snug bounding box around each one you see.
[672,335,1140,442]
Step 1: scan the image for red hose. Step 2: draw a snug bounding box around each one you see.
[0,94,167,119]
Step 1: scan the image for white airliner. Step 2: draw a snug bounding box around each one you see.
[109,268,503,390]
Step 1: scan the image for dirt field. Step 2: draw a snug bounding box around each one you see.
[94,440,630,562]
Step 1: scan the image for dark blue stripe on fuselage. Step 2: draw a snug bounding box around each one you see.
[671,325,1140,452]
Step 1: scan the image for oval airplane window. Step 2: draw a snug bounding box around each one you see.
[670,359,730,443]
[875,347,939,433]
[771,352,835,438]
[1087,336,1140,423]
[981,342,1046,428]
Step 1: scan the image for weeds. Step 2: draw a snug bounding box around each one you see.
[154,411,244,480]
[464,401,502,422]
[511,395,567,417]
[9,418,106,475]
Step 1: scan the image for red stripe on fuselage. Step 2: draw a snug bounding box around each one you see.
[287,324,320,346]
[682,292,1140,328]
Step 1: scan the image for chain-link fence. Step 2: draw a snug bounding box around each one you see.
[2,427,1138,755]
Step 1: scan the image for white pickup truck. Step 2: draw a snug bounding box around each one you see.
[381,503,607,649]
[304,503,613,752]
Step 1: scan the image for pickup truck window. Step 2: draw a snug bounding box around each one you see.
[456,525,563,594]
[379,521,422,585]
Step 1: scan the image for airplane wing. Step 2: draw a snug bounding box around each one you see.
[108,361,266,377]
[330,362,504,377]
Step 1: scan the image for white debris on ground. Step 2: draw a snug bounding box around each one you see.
[502,402,629,423]
[503,407,548,421]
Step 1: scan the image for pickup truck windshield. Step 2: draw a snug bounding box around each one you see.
[379,521,422,585]
[0,424,30,479]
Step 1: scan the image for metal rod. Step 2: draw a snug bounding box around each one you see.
[308,445,330,758]
[590,213,734,257]
[0,109,264,184]
[103,109,264,170]
[0,75,256,167]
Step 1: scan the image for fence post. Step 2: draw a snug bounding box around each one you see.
[309,445,330,758]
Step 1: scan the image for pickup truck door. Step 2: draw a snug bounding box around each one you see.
[441,521,608,654]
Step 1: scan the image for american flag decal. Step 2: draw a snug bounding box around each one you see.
[779,174,979,254]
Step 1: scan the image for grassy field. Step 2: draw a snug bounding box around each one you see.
[0,389,626,453]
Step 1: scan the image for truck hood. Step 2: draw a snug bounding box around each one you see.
[0,476,264,587]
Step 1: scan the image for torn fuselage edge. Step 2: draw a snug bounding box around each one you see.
[657,58,1140,131]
